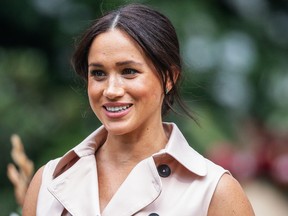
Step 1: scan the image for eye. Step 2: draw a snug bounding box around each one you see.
[90,70,106,80]
[122,68,139,78]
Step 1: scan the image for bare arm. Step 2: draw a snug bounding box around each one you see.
[208,173,255,216]
[22,166,44,216]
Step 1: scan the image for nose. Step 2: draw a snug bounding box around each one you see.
[103,75,125,99]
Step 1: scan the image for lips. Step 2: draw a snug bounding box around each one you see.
[102,103,133,118]
[104,104,132,112]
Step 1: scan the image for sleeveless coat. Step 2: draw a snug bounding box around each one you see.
[37,123,227,216]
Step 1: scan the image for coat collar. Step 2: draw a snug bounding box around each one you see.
[160,123,207,176]
[53,122,207,178]
[52,126,107,178]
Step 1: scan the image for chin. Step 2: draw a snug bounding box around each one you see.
[103,122,133,136]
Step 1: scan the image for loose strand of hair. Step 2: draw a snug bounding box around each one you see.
[165,92,200,127]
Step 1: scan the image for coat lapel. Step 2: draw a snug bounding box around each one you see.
[102,157,162,216]
[48,155,101,216]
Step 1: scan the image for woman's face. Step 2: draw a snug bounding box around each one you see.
[87,29,164,135]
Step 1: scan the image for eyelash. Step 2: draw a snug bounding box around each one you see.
[122,68,138,76]
[90,70,105,76]
[89,68,139,80]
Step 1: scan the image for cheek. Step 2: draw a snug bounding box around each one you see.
[88,78,99,94]
[87,84,93,97]
[132,79,163,103]
[87,84,94,102]
[87,82,101,105]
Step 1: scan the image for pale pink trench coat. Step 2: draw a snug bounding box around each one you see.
[37,123,227,216]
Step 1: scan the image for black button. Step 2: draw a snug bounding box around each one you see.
[148,213,159,216]
[157,164,171,177]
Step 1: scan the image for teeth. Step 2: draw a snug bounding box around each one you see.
[106,105,130,112]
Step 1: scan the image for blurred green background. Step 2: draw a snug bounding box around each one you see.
[1,0,288,214]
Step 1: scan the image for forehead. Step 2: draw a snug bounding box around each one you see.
[88,29,146,60]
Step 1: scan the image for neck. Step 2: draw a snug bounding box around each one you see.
[98,122,168,166]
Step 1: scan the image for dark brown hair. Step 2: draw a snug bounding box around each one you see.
[72,3,196,121]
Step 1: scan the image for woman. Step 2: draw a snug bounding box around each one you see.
[23,3,255,216]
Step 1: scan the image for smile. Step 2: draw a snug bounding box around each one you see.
[104,105,132,112]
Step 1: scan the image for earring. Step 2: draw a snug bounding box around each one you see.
[165,88,169,94]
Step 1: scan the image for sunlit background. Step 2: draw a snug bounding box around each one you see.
[1,0,288,215]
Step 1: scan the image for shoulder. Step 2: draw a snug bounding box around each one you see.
[22,166,45,216]
[208,173,255,216]
[22,157,69,216]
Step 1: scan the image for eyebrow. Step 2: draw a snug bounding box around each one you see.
[88,63,103,68]
[88,60,143,67]
[115,60,143,67]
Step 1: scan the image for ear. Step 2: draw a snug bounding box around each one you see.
[166,66,180,93]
